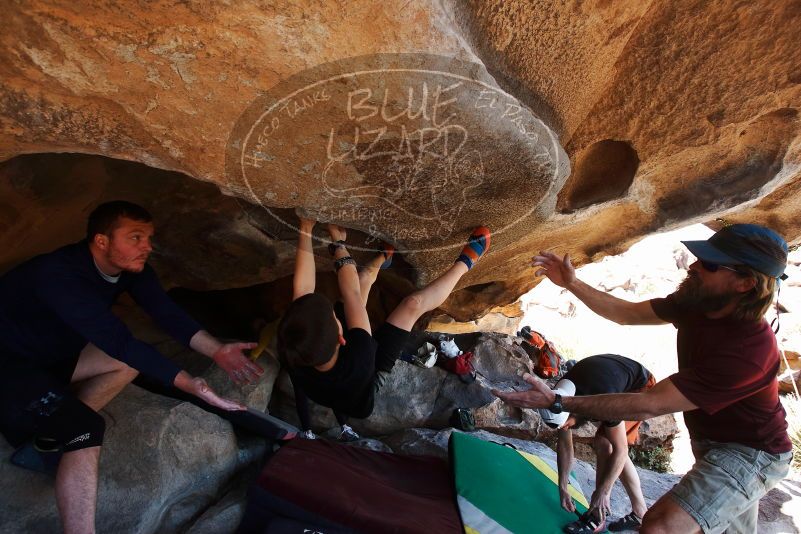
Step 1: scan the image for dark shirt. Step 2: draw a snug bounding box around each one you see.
[651,295,791,454]
[287,302,378,420]
[563,354,652,426]
[0,241,201,386]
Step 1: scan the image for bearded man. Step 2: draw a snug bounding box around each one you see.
[494,224,792,534]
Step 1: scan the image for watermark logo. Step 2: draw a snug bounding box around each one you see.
[225,53,567,254]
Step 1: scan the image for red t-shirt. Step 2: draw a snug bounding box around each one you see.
[651,296,791,454]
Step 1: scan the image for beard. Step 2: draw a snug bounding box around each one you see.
[672,271,740,313]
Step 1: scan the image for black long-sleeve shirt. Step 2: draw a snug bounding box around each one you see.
[0,241,201,386]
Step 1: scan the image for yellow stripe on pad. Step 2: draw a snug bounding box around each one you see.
[515,449,589,508]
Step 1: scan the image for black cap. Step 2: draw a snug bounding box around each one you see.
[682,224,788,280]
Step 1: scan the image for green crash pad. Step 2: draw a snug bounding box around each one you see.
[450,432,590,533]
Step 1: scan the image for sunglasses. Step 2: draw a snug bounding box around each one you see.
[700,261,748,275]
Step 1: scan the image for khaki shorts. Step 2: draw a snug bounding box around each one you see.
[668,440,792,534]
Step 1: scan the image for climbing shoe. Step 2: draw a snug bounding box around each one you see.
[456,226,491,270]
[338,424,361,442]
[608,511,642,532]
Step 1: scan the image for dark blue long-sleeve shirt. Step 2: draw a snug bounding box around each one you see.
[0,241,202,386]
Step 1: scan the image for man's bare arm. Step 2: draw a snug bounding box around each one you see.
[532,251,666,326]
[556,428,577,513]
[293,219,317,300]
[328,224,371,334]
[493,373,697,421]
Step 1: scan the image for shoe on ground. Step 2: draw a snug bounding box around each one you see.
[299,430,316,440]
[563,511,606,534]
[10,440,62,477]
[338,424,360,442]
[608,511,642,532]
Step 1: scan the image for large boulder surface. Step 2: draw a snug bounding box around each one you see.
[0,383,267,534]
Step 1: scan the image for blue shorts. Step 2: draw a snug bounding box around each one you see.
[668,440,792,534]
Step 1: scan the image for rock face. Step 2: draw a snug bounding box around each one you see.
[269,331,679,450]
[0,306,276,534]
[0,383,268,534]
[2,2,801,320]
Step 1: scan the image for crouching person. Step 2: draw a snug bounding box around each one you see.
[541,355,655,533]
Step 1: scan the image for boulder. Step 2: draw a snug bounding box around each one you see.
[269,332,532,436]
[0,384,266,534]
[269,332,678,450]
[2,2,801,321]
[779,370,801,394]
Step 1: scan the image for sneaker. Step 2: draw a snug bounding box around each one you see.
[10,440,63,477]
[299,430,316,440]
[411,342,438,368]
[608,511,642,532]
[338,424,360,442]
[563,511,606,534]
[456,226,491,270]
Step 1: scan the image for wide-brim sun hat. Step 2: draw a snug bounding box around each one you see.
[538,378,576,429]
[681,223,788,280]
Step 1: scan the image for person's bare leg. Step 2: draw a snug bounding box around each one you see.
[358,254,386,307]
[641,493,701,534]
[386,262,468,331]
[55,446,100,534]
[619,456,648,518]
[70,344,138,411]
[593,433,612,502]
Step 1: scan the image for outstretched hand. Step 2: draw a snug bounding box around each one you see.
[531,251,576,288]
[298,217,316,234]
[492,372,555,409]
[559,488,576,513]
[213,342,264,385]
[190,377,246,411]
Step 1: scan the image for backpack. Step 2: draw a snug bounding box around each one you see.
[517,326,562,378]
[438,351,477,384]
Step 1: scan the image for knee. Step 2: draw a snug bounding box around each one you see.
[114,361,138,383]
[40,398,106,452]
[641,508,672,534]
[593,436,613,457]
[65,407,106,452]
[399,293,425,315]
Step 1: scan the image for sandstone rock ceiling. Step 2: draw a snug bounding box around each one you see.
[1,1,799,319]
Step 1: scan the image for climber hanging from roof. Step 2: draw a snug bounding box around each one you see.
[277,216,490,441]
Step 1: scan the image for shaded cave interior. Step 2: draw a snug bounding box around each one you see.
[1,140,651,343]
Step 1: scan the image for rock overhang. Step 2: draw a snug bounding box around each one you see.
[1,1,800,320]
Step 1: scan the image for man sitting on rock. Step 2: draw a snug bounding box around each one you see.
[277,218,490,441]
[495,223,793,534]
[0,201,272,534]
[540,354,656,533]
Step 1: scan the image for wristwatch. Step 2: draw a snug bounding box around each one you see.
[549,393,563,414]
[328,240,347,256]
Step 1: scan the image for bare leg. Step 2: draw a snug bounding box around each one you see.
[619,456,648,518]
[358,254,386,307]
[386,262,468,331]
[70,344,138,411]
[593,433,612,505]
[642,493,701,534]
[55,446,100,534]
